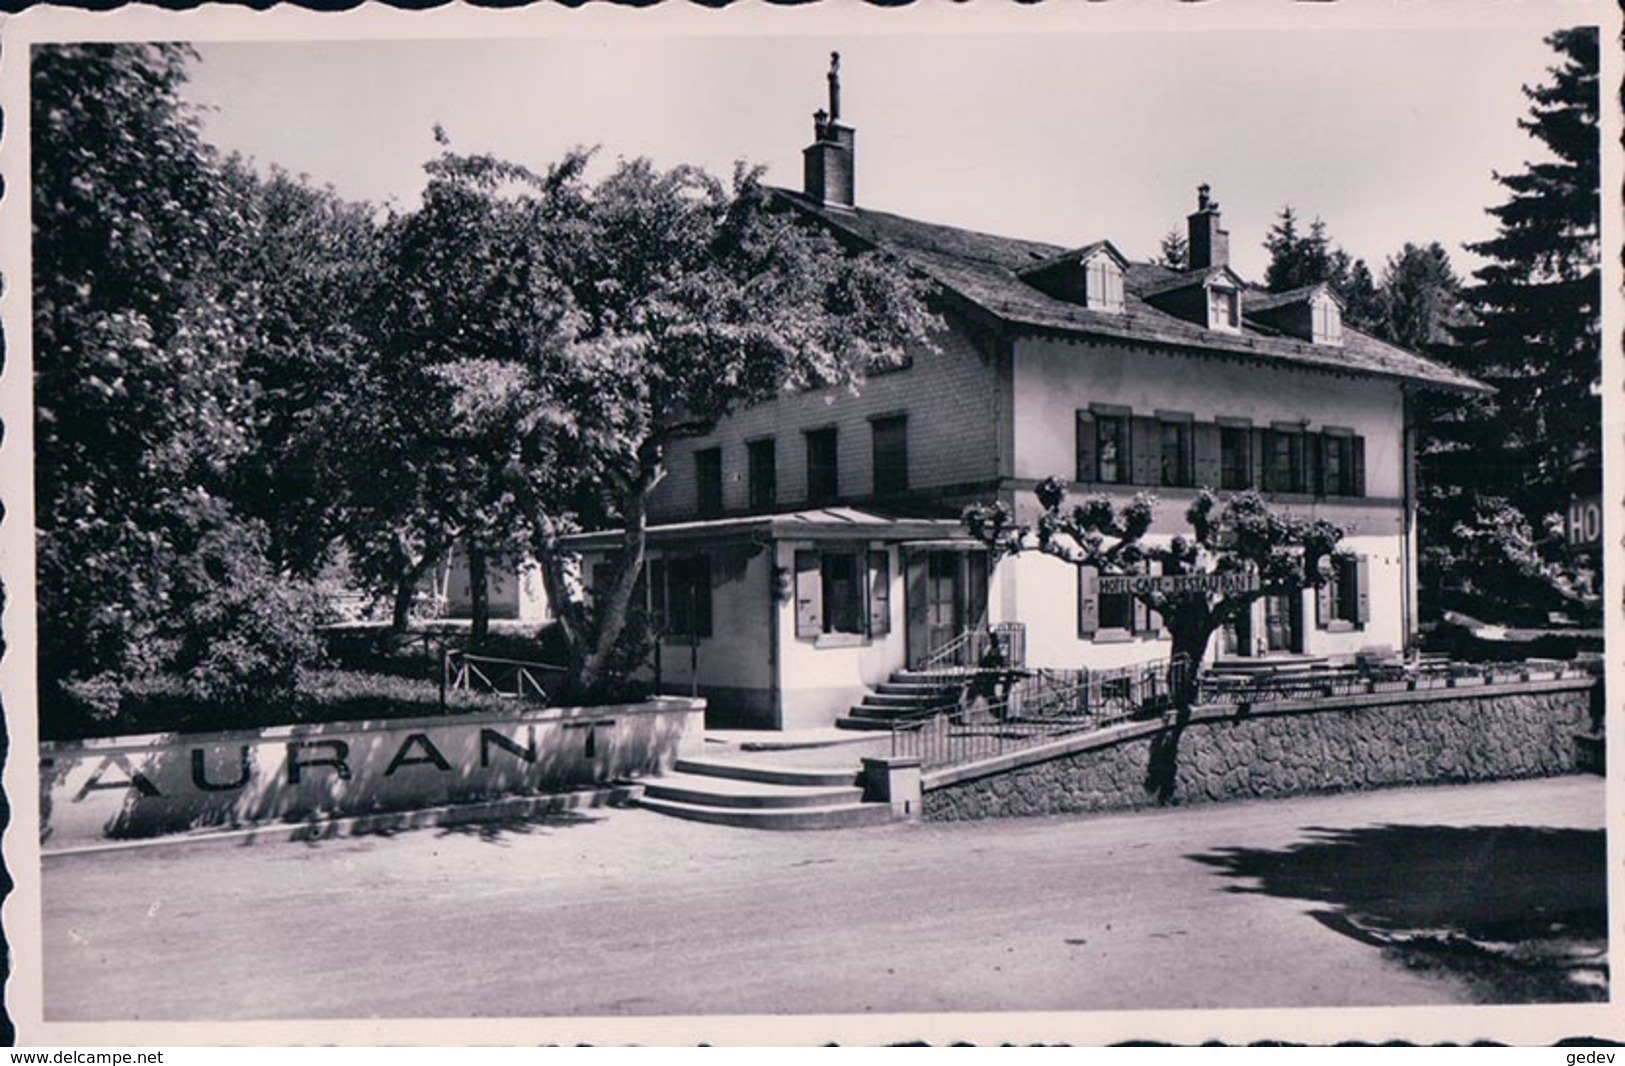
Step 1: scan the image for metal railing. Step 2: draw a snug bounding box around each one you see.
[891,655,1189,770]
[916,622,1026,673]
[441,649,568,709]
[1196,656,1592,708]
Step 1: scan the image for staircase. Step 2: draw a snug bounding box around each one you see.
[635,756,897,830]
[835,668,969,731]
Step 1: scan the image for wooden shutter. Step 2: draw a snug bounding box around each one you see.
[1193,423,1221,489]
[1316,576,1333,628]
[1131,416,1160,486]
[1077,566,1099,638]
[1352,436,1367,498]
[866,550,891,637]
[1355,555,1371,624]
[794,550,823,637]
[1251,428,1267,491]
[1075,411,1097,483]
[1315,434,1331,498]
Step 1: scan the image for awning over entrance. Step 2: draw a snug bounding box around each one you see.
[562,506,981,551]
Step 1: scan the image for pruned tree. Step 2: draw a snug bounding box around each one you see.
[963,477,1346,711]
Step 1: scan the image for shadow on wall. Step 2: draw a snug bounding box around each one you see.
[1188,824,1608,1004]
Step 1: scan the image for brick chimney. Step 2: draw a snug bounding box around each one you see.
[803,52,855,208]
[1187,183,1229,270]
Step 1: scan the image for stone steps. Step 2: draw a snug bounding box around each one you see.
[636,756,893,830]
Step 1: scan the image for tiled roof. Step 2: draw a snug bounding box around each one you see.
[1244,284,1336,314]
[775,190,1489,395]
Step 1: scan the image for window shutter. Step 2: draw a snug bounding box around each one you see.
[1355,555,1371,624]
[1131,417,1160,486]
[866,550,891,637]
[1250,428,1266,490]
[1132,592,1150,635]
[1316,576,1333,628]
[1352,436,1367,498]
[794,550,823,637]
[1075,411,1097,483]
[1077,566,1099,638]
[1315,434,1331,498]
[1193,423,1221,489]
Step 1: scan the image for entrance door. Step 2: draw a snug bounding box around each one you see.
[904,550,990,668]
[1263,593,1302,653]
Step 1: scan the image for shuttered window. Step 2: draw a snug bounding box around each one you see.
[795,547,891,640]
[695,448,723,518]
[1315,554,1370,629]
[653,555,712,638]
[748,439,776,511]
[806,428,838,503]
[871,416,908,495]
[1219,425,1252,490]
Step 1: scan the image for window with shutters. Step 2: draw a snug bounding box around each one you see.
[1096,416,1129,485]
[1207,284,1241,332]
[871,415,908,495]
[1265,428,1308,494]
[1084,255,1125,313]
[1160,419,1193,488]
[1312,294,1343,345]
[1316,554,1369,632]
[747,439,776,511]
[695,448,723,517]
[652,555,712,639]
[1220,425,1252,490]
[806,428,838,503]
[1078,564,1162,642]
[794,547,891,642]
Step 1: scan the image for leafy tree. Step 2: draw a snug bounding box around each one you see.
[33,44,328,728]
[1156,229,1188,271]
[216,163,386,577]
[963,478,1346,710]
[342,148,573,640]
[513,156,942,692]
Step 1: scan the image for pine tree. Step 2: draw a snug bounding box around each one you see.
[1415,27,1600,622]
[1451,26,1600,519]
[1156,229,1188,271]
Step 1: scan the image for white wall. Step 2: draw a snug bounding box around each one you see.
[774,540,909,730]
[1006,529,1409,673]
[1011,336,1407,500]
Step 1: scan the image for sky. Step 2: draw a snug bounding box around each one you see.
[179,7,1600,282]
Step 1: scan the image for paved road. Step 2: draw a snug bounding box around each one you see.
[40,775,1604,1022]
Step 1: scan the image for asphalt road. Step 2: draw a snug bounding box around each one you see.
[40,775,1605,1022]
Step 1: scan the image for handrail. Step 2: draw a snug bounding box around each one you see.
[441,649,567,711]
[917,621,1027,672]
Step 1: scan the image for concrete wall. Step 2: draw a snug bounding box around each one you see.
[923,680,1597,821]
[40,698,705,849]
[648,325,1000,522]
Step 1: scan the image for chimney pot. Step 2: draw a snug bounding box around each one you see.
[1188,183,1229,269]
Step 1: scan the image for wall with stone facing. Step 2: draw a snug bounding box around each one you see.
[923,680,1598,822]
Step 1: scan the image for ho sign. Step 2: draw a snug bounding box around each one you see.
[1566,495,1603,553]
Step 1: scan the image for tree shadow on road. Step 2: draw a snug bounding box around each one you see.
[1188,824,1608,1004]
[432,808,604,845]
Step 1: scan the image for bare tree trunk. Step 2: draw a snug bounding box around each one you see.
[469,544,490,647]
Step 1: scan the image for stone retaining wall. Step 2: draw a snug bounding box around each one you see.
[923,680,1598,822]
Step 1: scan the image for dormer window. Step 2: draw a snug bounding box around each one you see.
[1084,253,1125,313]
[1017,241,1128,314]
[1312,293,1343,345]
[1207,284,1240,332]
